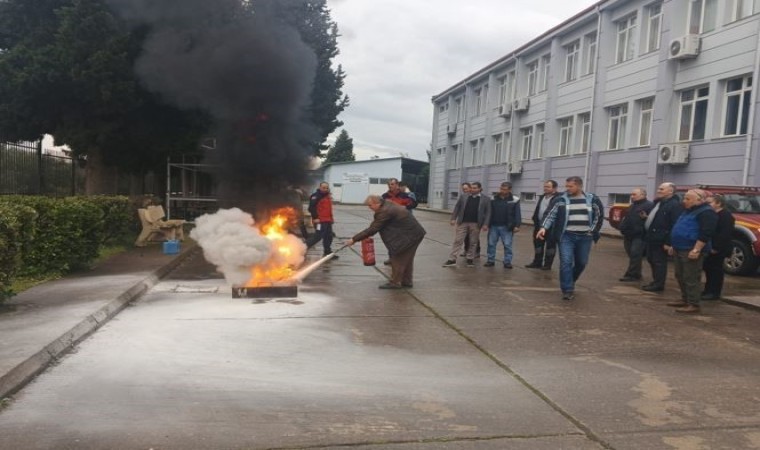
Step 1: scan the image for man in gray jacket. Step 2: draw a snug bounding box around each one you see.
[443,181,491,267]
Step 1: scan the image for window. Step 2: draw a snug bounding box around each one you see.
[723,75,752,136]
[615,15,637,63]
[439,104,445,113]
[527,60,539,96]
[520,192,537,202]
[730,0,753,21]
[584,32,597,75]
[521,127,533,160]
[469,139,484,166]
[540,54,551,92]
[455,97,463,122]
[498,70,516,105]
[565,41,580,82]
[449,144,460,169]
[493,134,503,164]
[578,113,591,153]
[607,104,628,150]
[535,123,545,158]
[689,0,717,34]
[638,98,654,146]
[646,3,662,53]
[450,191,459,200]
[558,117,574,155]
[436,148,444,155]
[473,88,483,117]
[609,193,631,205]
[678,86,709,141]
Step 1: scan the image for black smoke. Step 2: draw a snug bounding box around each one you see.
[107,0,318,214]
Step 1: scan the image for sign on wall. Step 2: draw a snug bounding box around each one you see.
[343,172,369,183]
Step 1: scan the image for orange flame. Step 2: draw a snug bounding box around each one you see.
[245,207,300,287]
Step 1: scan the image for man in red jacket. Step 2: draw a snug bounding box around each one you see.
[306,182,336,257]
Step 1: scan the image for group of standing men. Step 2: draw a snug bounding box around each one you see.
[443,176,605,301]
[617,182,735,313]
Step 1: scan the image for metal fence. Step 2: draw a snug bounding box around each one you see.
[0,141,85,196]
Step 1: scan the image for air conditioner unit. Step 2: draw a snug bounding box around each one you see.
[507,161,523,174]
[498,103,512,118]
[668,35,701,60]
[446,123,457,135]
[513,97,530,113]
[658,144,690,165]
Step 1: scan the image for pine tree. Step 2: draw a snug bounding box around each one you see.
[324,129,354,163]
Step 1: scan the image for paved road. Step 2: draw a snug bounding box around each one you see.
[1,206,759,449]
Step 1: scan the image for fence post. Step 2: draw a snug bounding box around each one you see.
[36,139,44,194]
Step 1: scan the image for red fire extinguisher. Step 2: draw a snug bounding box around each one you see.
[361,237,376,266]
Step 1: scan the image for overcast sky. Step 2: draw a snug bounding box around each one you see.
[326,0,600,162]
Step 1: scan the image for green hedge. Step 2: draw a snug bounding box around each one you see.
[0,195,133,302]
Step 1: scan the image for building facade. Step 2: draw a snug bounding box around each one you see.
[429,0,760,226]
[310,157,428,204]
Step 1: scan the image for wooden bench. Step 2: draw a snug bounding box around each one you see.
[135,205,185,247]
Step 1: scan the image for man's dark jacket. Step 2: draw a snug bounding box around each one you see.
[352,200,426,255]
[490,194,521,229]
[531,193,558,228]
[644,195,683,244]
[619,198,654,239]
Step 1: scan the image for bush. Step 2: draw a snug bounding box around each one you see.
[0,202,38,302]
[87,195,133,245]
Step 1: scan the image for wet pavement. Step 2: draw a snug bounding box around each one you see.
[0,206,759,449]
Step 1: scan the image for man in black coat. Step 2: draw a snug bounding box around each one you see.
[526,180,558,270]
[641,182,683,292]
[619,188,654,282]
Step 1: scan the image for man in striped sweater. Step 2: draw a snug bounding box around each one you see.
[536,176,605,301]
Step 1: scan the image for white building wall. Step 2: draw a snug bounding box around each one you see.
[319,159,402,204]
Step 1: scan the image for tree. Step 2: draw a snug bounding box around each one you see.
[324,129,354,163]
[0,0,210,194]
[266,0,349,157]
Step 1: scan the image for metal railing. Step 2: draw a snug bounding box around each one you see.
[1,141,84,196]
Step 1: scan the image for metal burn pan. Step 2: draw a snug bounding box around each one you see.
[231,285,298,298]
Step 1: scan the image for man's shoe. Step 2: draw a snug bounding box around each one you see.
[379,282,403,289]
[619,276,639,282]
[401,283,413,288]
[675,305,700,314]
[383,259,391,265]
[525,262,541,268]
[562,291,575,301]
[503,263,513,269]
[466,259,475,267]
[442,260,457,267]
[642,285,664,292]
[540,265,552,271]
[666,301,688,307]
[701,293,720,300]
[483,261,495,267]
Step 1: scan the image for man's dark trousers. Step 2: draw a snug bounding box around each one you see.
[306,222,334,255]
[623,236,646,279]
[646,241,668,288]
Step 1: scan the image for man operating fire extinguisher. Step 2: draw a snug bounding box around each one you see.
[306,182,336,258]
[346,195,426,289]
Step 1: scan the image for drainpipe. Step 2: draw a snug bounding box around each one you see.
[583,5,603,186]
[742,21,760,185]
[507,57,520,181]
[458,85,469,186]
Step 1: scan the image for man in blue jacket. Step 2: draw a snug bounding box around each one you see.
[536,176,604,301]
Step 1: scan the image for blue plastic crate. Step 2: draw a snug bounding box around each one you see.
[163,240,180,255]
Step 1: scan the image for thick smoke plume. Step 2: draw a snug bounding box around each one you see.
[107,0,318,213]
[189,208,306,286]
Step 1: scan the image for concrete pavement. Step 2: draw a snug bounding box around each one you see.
[1,205,760,449]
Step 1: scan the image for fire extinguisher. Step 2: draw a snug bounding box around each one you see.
[361,237,376,266]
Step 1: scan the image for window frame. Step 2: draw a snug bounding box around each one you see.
[521,127,533,160]
[638,97,654,146]
[607,104,629,150]
[646,3,663,53]
[578,113,591,154]
[584,32,597,75]
[540,54,551,92]
[493,133,503,164]
[564,41,580,82]
[722,75,753,137]
[677,85,710,141]
[527,60,539,96]
[558,117,574,155]
[615,15,637,64]
[535,123,545,158]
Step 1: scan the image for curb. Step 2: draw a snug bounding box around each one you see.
[0,245,201,401]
